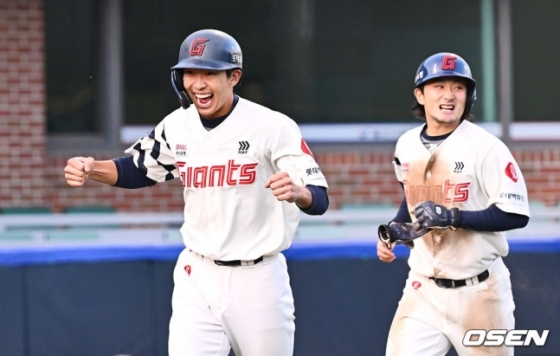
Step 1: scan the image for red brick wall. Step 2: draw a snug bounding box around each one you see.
[0,0,47,207]
[315,148,400,207]
[2,1,560,212]
[512,148,560,207]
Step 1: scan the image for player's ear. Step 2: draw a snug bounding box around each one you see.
[414,88,425,105]
[230,69,242,86]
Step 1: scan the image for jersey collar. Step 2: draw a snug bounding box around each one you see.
[199,94,240,129]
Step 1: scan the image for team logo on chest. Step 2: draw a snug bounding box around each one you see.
[405,179,471,204]
[176,160,258,188]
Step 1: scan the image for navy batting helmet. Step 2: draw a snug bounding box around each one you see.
[171,29,243,109]
[414,52,477,115]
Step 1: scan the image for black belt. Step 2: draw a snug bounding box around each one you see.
[429,270,489,289]
[214,256,264,267]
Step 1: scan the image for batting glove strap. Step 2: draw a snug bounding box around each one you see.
[448,207,461,229]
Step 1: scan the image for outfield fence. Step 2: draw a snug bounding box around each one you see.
[0,208,558,355]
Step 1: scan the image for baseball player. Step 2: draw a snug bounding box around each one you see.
[377,53,530,356]
[64,29,329,356]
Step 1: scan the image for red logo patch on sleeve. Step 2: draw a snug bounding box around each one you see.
[505,162,518,182]
[301,138,314,157]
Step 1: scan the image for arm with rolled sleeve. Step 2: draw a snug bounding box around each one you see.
[479,142,530,219]
[270,116,329,215]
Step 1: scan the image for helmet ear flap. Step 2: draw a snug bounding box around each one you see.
[171,69,192,109]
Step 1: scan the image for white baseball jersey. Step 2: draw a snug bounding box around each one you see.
[125,97,328,261]
[393,120,530,279]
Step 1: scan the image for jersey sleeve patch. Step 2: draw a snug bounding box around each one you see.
[496,190,527,206]
[505,162,518,183]
[301,138,314,157]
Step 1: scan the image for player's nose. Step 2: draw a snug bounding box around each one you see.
[442,86,455,100]
[192,74,206,89]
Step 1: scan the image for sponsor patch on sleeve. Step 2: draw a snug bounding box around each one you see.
[306,167,321,176]
[498,191,526,206]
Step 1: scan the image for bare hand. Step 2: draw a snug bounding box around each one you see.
[64,157,95,187]
[377,239,396,263]
[265,172,308,205]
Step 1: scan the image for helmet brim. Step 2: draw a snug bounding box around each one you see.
[171,58,241,71]
[416,73,476,88]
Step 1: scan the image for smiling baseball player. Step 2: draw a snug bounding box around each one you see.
[64,29,329,356]
[377,53,530,356]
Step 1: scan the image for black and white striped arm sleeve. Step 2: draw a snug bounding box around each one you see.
[124,122,178,182]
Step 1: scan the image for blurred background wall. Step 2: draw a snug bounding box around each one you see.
[1,0,560,213]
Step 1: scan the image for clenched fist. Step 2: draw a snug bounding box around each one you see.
[64,157,95,187]
[265,172,312,208]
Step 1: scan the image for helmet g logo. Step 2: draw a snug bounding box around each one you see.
[190,38,209,56]
[442,55,456,70]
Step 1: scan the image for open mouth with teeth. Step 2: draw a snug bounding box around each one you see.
[440,104,455,111]
[194,93,213,106]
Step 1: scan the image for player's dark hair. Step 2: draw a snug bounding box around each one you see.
[225,69,242,78]
[225,68,243,86]
[411,84,475,122]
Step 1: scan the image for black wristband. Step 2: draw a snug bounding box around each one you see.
[450,208,461,229]
[299,185,329,215]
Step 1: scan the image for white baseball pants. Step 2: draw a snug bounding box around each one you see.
[386,257,515,356]
[168,249,295,356]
